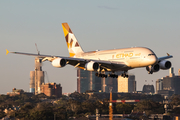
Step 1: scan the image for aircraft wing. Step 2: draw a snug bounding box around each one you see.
[6,49,127,71]
[67,59,127,71]
[158,53,173,61]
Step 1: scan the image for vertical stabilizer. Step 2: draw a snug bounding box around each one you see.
[62,23,84,57]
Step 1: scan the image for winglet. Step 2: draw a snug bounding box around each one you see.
[6,49,9,55]
[167,53,170,56]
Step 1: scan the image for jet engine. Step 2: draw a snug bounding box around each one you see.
[85,61,99,71]
[146,64,160,74]
[159,60,171,70]
[51,58,66,68]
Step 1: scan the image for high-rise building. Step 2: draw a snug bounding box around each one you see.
[117,75,136,93]
[156,79,163,92]
[77,69,118,93]
[101,77,117,93]
[30,71,35,93]
[30,58,44,95]
[77,69,101,93]
[169,67,175,77]
[156,67,180,95]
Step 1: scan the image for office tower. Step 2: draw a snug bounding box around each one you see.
[77,69,101,93]
[117,75,136,93]
[101,77,117,93]
[156,79,163,92]
[169,67,175,77]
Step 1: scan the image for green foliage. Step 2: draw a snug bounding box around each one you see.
[134,100,164,116]
[53,107,68,120]
[169,94,180,106]
[0,111,6,119]
[69,92,89,102]
[116,103,134,114]
[0,92,170,119]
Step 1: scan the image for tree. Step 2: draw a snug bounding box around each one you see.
[29,102,54,120]
[134,100,164,116]
[69,92,89,102]
[169,95,180,106]
[0,111,6,119]
[81,100,96,114]
[116,103,134,114]
[66,99,81,115]
[53,107,68,120]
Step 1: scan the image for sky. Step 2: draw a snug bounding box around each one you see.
[1,1,180,94]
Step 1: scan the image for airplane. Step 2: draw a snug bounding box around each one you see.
[6,23,173,78]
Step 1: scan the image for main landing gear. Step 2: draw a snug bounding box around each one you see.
[95,73,118,78]
[108,74,118,78]
[95,71,129,78]
[95,73,107,78]
[121,72,129,78]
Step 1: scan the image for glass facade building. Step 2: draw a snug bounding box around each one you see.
[77,69,118,93]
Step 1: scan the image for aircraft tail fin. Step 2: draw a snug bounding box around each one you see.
[62,23,84,57]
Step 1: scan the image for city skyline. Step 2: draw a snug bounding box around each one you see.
[1,1,180,94]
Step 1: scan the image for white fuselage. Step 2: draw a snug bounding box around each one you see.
[76,47,157,71]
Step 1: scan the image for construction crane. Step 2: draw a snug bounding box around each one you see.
[108,88,140,120]
[109,88,113,120]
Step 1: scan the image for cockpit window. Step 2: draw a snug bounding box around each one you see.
[148,54,155,56]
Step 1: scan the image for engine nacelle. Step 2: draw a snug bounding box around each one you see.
[146,64,160,73]
[85,61,99,71]
[51,58,66,68]
[159,60,171,70]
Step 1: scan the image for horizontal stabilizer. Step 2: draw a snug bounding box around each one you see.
[6,49,9,55]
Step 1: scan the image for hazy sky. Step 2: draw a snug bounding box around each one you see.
[1,1,180,94]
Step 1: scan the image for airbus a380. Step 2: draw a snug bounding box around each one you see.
[6,23,173,78]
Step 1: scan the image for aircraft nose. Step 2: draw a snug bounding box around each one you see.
[151,56,158,64]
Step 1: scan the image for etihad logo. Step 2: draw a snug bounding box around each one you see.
[116,53,133,58]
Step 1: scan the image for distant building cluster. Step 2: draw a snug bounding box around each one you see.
[156,67,180,97]
[77,67,180,98]
[77,69,136,93]
[7,88,33,97]
[7,56,180,99]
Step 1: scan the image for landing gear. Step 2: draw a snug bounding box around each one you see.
[95,72,118,78]
[108,74,118,78]
[121,71,129,78]
[95,73,107,78]
[148,71,153,74]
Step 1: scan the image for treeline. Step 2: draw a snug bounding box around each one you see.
[0,92,180,120]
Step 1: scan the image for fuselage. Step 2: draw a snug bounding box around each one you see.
[76,47,158,71]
